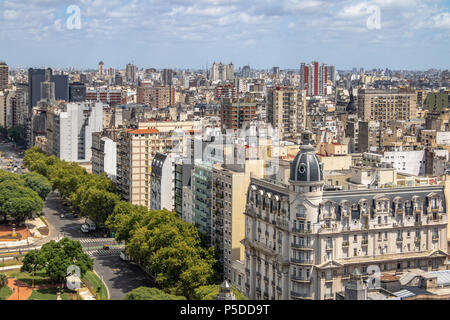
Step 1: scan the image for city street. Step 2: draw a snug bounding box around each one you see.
[41,191,152,299]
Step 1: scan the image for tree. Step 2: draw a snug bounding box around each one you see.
[21,250,45,288]
[123,287,186,300]
[0,273,7,288]
[40,238,93,287]
[21,172,52,200]
[106,201,149,243]
[79,189,120,226]
[123,209,217,298]
[0,181,44,224]
[192,285,248,300]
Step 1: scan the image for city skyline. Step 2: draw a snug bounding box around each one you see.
[0,0,449,70]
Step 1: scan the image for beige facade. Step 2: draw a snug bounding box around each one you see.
[267,87,306,141]
[212,160,265,281]
[358,89,417,123]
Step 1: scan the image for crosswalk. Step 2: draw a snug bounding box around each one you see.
[77,238,117,244]
[84,248,123,257]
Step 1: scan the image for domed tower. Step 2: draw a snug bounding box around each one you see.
[288,130,324,223]
[289,131,323,185]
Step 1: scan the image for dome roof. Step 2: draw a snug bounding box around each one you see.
[290,131,323,183]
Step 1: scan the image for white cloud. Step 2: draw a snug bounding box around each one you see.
[3,10,18,20]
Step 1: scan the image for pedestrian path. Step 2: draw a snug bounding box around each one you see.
[84,248,123,257]
[77,238,117,244]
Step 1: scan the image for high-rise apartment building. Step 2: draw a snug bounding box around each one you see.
[211,62,234,82]
[136,85,175,108]
[357,89,417,123]
[300,62,330,96]
[46,102,104,162]
[242,132,448,300]
[150,152,180,212]
[267,86,307,141]
[91,131,117,180]
[162,69,173,86]
[221,98,258,131]
[86,87,124,106]
[0,62,8,91]
[116,121,198,208]
[69,82,86,102]
[126,63,137,83]
[98,61,105,76]
[216,84,237,100]
[212,160,265,280]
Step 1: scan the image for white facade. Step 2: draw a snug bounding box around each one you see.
[150,153,179,212]
[102,137,117,178]
[436,132,450,146]
[182,186,194,224]
[59,102,104,162]
[381,150,425,176]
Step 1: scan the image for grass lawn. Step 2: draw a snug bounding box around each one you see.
[28,288,79,300]
[0,286,13,300]
[83,271,108,300]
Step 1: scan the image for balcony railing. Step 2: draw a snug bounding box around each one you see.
[342,241,349,247]
[292,228,312,234]
[362,239,369,245]
[291,258,314,265]
[291,242,313,249]
[291,275,310,282]
[396,237,403,243]
[290,291,310,299]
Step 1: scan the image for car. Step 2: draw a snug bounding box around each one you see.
[60,214,65,218]
[81,224,90,233]
[103,244,110,250]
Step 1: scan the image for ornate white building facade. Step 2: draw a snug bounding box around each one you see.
[243,132,448,300]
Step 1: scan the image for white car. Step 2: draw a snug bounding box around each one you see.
[81,224,90,233]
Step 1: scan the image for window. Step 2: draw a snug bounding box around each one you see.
[354,234,357,242]
[354,248,357,256]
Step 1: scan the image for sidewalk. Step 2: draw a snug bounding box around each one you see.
[78,287,96,300]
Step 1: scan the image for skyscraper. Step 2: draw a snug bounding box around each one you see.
[300,61,329,96]
[0,62,8,91]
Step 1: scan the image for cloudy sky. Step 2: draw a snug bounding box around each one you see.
[0,0,449,70]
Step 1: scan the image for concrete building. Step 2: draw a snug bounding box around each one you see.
[150,152,179,212]
[86,87,125,106]
[242,131,448,300]
[381,150,426,176]
[126,63,137,83]
[0,62,8,91]
[358,89,417,123]
[98,61,105,76]
[192,162,213,245]
[136,85,175,109]
[91,131,117,180]
[300,62,329,96]
[212,159,265,280]
[211,62,234,82]
[46,102,104,162]
[267,86,307,141]
[221,98,257,131]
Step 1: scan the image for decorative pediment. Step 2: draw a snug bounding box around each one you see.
[316,260,343,269]
[426,192,440,198]
[428,249,448,258]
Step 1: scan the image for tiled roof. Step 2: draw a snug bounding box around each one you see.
[129,129,159,134]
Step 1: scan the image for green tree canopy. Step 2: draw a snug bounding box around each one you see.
[192,284,248,300]
[123,287,187,300]
[21,172,52,200]
[0,180,44,223]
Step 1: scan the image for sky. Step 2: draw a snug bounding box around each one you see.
[0,0,449,71]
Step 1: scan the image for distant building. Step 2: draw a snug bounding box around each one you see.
[98,61,105,76]
[215,84,237,100]
[0,62,8,91]
[28,68,69,110]
[91,131,117,180]
[126,63,137,83]
[357,89,417,123]
[211,62,234,82]
[161,69,173,86]
[300,61,329,96]
[69,82,86,102]
[136,85,175,109]
[221,98,257,131]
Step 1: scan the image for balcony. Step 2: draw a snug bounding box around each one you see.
[291,258,314,265]
[245,282,250,289]
[256,272,261,279]
[291,275,311,282]
[296,212,307,219]
[264,276,269,283]
[396,237,403,243]
[291,242,313,250]
[342,241,349,247]
[362,239,369,246]
[432,236,439,242]
[414,237,421,243]
[290,291,310,299]
[324,293,334,299]
[292,227,312,234]
[263,292,269,299]
[276,286,282,293]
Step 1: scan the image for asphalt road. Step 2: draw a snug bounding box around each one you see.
[42,192,152,299]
